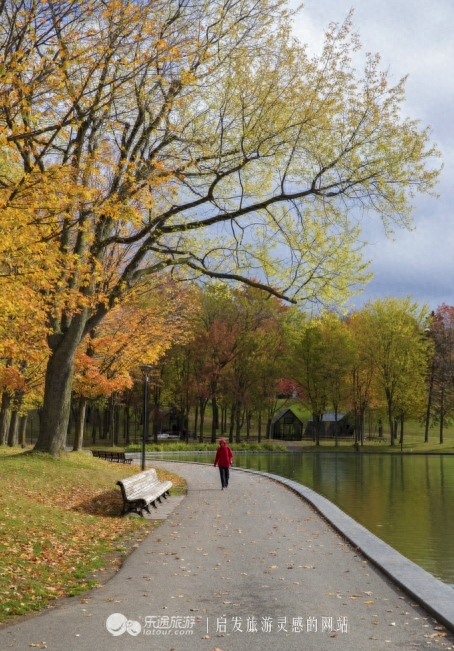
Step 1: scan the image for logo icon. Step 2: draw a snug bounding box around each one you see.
[106,613,141,636]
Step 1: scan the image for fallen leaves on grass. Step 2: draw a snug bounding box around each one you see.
[0,452,186,623]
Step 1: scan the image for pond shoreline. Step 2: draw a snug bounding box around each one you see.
[127,449,454,456]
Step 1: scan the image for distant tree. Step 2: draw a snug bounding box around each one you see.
[347,312,382,445]
[429,305,454,443]
[71,282,193,449]
[353,298,430,444]
[290,318,329,445]
[320,315,353,445]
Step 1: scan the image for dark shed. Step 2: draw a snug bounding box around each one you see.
[271,409,304,441]
[304,412,354,439]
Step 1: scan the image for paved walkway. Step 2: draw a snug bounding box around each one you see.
[1,462,453,651]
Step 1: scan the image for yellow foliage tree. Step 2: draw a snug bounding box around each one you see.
[350,297,431,445]
[0,1,440,454]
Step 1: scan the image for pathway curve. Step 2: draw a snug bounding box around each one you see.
[0,462,453,651]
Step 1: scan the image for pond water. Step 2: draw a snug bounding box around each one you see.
[150,451,454,588]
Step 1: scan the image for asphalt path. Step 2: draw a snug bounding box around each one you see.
[1,461,453,651]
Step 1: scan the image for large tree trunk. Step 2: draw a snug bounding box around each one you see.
[34,313,88,455]
[34,348,75,454]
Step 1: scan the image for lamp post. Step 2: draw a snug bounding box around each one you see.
[140,365,154,471]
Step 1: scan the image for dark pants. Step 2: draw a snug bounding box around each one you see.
[219,466,229,488]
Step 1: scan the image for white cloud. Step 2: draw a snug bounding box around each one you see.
[289,0,454,309]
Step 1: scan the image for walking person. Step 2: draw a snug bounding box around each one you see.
[214,439,233,489]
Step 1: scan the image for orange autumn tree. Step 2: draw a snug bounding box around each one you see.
[0,1,440,454]
[72,281,196,449]
[0,141,59,443]
[0,281,50,446]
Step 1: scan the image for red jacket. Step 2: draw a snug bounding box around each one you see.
[214,442,233,467]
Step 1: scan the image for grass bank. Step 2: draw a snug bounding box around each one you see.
[277,437,454,453]
[0,447,185,624]
[124,441,288,453]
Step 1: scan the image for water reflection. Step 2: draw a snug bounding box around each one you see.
[153,451,454,587]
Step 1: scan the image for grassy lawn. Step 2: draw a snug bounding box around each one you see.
[275,420,454,453]
[0,447,185,624]
[275,439,454,453]
[124,442,288,453]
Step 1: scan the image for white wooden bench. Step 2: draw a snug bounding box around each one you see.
[117,468,172,516]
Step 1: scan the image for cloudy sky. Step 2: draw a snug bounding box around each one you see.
[289,0,454,311]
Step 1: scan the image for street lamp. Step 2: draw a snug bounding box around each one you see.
[140,365,154,471]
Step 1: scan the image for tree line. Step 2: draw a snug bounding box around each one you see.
[1,280,452,448]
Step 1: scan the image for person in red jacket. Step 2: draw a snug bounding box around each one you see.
[214,439,233,489]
